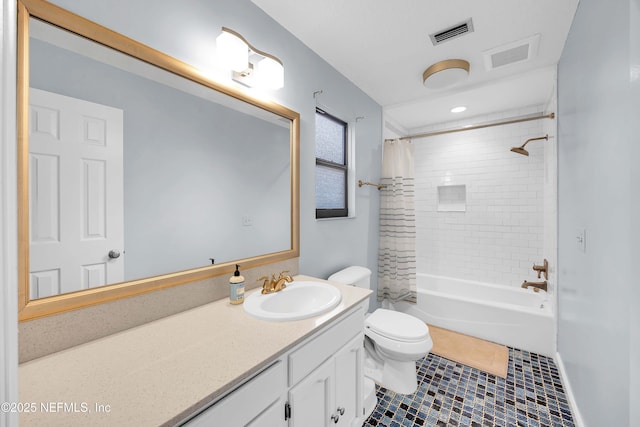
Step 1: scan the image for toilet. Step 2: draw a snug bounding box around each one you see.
[328,266,433,416]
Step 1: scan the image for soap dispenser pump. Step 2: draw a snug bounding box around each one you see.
[229,264,245,305]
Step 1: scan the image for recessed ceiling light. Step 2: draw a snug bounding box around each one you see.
[451,106,467,113]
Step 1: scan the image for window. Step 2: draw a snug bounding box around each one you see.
[315,108,348,218]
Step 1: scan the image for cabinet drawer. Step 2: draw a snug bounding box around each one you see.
[182,360,286,426]
[288,307,363,386]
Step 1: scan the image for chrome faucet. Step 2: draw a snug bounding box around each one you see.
[521,280,547,293]
[258,270,293,294]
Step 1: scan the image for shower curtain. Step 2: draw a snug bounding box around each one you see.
[377,139,416,303]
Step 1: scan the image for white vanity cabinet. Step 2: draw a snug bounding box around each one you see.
[180,306,365,427]
[286,307,364,426]
[287,335,363,427]
[182,360,287,427]
[334,335,364,426]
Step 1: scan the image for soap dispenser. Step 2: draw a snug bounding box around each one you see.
[229,264,245,305]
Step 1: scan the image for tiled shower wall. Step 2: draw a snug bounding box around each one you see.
[413,105,550,288]
[543,84,558,295]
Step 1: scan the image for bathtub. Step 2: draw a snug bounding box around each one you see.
[394,274,556,356]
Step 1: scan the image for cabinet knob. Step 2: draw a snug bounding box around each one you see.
[337,406,345,416]
[331,413,340,423]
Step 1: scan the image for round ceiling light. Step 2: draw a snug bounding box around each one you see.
[422,59,470,89]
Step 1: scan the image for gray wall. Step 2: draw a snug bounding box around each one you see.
[557,0,638,425]
[632,3,640,425]
[45,0,383,288]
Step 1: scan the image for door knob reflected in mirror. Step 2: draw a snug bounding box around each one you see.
[108,250,121,259]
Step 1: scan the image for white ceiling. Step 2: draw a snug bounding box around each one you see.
[251,0,579,132]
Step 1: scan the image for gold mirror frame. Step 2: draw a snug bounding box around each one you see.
[17,0,300,321]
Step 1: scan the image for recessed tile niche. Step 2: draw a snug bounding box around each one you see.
[437,184,466,212]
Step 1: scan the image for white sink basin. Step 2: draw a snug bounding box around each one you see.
[243,280,342,321]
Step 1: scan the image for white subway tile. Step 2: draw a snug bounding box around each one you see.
[415,106,550,285]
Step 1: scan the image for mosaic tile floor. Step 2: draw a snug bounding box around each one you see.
[364,348,575,427]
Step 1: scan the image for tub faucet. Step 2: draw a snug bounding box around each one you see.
[521,280,547,293]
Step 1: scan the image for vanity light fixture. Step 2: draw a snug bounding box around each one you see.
[451,106,467,113]
[216,28,249,72]
[423,59,470,89]
[216,27,284,90]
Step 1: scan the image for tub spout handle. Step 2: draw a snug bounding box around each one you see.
[532,259,549,280]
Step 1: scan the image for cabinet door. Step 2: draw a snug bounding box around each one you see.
[247,397,287,427]
[288,358,335,427]
[334,334,364,427]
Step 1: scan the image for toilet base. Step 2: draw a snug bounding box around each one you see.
[380,358,419,394]
[364,349,420,395]
[363,378,376,420]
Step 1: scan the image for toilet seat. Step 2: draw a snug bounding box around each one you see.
[365,329,433,361]
[365,309,430,343]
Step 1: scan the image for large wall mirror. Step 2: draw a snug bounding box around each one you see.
[17,0,300,321]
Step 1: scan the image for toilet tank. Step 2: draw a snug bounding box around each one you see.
[328,266,372,312]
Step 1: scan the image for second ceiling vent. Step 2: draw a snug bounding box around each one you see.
[429,18,474,46]
[483,34,541,71]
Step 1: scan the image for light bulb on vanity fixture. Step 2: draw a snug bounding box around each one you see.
[216,27,284,90]
[216,28,249,72]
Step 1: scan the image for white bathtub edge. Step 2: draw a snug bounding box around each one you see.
[555,351,586,427]
[405,273,556,355]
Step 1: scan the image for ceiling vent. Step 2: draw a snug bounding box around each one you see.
[483,34,540,71]
[429,19,474,46]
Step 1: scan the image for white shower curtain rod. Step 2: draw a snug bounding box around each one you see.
[385,112,555,142]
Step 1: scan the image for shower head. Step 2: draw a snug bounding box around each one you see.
[510,146,530,156]
[510,134,548,156]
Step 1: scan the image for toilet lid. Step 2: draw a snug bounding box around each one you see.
[365,309,430,342]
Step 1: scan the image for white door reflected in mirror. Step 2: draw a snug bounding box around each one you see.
[29,88,124,299]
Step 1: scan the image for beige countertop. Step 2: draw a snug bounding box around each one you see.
[18,275,371,426]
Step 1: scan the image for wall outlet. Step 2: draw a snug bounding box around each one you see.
[242,215,253,227]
